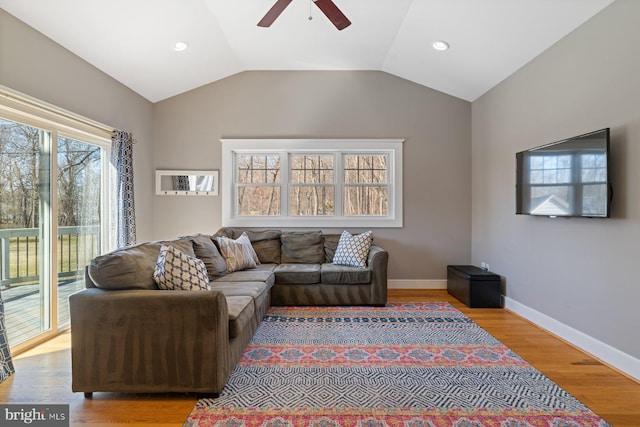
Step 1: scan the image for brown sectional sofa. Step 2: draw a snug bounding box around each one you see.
[69,228,388,397]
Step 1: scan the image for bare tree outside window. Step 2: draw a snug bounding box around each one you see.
[223,139,402,227]
[236,154,280,216]
[344,154,388,216]
[57,137,101,227]
[290,154,334,216]
[233,151,390,219]
[0,120,41,229]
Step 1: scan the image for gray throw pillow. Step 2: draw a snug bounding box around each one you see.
[188,234,227,280]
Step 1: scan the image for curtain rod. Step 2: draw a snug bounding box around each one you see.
[0,85,114,136]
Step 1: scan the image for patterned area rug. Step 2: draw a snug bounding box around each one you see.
[184,303,611,427]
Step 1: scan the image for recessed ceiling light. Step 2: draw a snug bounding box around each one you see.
[432,40,450,51]
[173,41,188,52]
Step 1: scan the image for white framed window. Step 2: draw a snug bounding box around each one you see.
[221,139,404,227]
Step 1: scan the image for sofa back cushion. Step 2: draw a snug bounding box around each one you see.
[187,234,227,280]
[232,229,281,264]
[280,231,325,264]
[88,238,194,290]
[323,234,341,263]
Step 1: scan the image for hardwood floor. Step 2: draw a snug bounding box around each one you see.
[1,289,639,426]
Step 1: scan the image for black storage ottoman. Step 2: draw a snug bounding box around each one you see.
[447,265,502,308]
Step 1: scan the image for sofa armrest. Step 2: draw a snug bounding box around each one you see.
[367,245,388,305]
[69,288,230,394]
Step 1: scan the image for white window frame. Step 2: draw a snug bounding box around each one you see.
[0,86,112,253]
[221,139,404,228]
[0,85,112,353]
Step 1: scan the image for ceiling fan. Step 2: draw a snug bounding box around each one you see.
[258,0,351,30]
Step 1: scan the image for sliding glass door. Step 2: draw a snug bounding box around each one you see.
[0,118,51,345]
[56,136,104,330]
[0,116,107,350]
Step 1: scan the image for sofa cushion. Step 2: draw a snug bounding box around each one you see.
[280,231,325,264]
[210,281,271,299]
[332,230,373,268]
[274,263,321,284]
[88,238,194,290]
[225,296,255,339]
[216,232,258,273]
[212,281,271,324]
[153,244,209,291]
[323,234,341,263]
[232,229,282,264]
[187,234,227,280]
[213,269,275,287]
[321,263,372,284]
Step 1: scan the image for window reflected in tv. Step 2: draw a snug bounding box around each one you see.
[516,128,610,218]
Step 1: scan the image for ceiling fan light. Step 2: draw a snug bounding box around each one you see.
[432,40,450,51]
[173,41,188,52]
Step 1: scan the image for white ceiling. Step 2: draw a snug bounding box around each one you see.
[0,0,615,103]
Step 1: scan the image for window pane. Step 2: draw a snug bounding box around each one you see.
[529,185,572,216]
[238,170,251,183]
[582,184,607,214]
[290,186,335,216]
[556,169,571,183]
[237,186,280,216]
[290,169,304,183]
[344,186,388,216]
[290,154,333,184]
[373,155,387,169]
[581,153,606,183]
[344,154,388,184]
[358,170,371,182]
[543,156,557,169]
[530,156,543,169]
[57,136,102,329]
[321,170,334,182]
[344,170,359,183]
[372,170,387,183]
[0,118,50,346]
[237,154,280,183]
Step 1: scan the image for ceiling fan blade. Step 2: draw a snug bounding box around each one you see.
[258,0,294,27]
[313,0,351,30]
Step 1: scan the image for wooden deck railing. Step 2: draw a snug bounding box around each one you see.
[0,225,100,288]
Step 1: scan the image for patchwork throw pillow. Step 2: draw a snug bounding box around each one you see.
[153,244,209,291]
[215,232,258,273]
[332,230,373,268]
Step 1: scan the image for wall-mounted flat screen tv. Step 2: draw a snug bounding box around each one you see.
[516,128,611,218]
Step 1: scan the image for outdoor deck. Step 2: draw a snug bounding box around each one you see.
[2,276,85,345]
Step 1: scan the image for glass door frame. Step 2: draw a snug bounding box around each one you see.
[0,89,112,354]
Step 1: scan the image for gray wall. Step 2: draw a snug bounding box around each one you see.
[152,71,472,280]
[472,0,640,358]
[0,9,155,242]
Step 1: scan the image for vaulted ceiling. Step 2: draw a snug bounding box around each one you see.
[0,0,615,103]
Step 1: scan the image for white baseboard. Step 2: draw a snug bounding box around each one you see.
[388,279,447,289]
[505,297,640,382]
